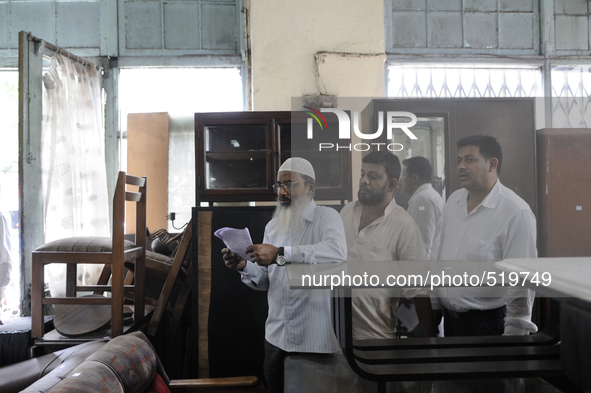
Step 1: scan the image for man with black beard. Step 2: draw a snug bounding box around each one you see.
[222,157,347,393]
[340,151,435,340]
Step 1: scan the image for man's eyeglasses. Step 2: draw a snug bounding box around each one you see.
[272,181,302,193]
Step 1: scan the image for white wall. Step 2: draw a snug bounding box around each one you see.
[249,0,387,110]
[248,0,387,194]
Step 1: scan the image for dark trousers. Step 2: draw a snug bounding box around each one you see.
[264,340,294,393]
[442,305,506,337]
[263,340,334,393]
[441,305,514,393]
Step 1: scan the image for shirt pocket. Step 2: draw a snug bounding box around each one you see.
[362,244,396,262]
[465,236,497,261]
[348,244,399,288]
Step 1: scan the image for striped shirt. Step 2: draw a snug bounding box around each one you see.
[240,200,347,353]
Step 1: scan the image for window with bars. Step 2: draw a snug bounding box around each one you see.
[388,64,591,128]
[551,66,591,128]
[387,66,542,99]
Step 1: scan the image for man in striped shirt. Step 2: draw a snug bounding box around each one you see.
[223,157,347,393]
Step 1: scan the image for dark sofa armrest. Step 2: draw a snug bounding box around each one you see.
[0,340,107,393]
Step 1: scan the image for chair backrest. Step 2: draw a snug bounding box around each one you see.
[145,219,194,338]
[113,172,147,251]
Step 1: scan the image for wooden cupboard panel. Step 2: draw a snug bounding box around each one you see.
[191,207,272,379]
[537,129,591,257]
[127,112,169,233]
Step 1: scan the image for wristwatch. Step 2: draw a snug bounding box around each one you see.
[275,247,286,266]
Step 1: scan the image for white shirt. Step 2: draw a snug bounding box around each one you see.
[407,183,444,260]
[340,198,427,340]
[239,200,347,353]
[432,180,538,336]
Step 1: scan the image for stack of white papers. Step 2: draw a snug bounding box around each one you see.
[214,227,253,261]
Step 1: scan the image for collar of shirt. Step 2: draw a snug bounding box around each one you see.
[409,183,432,203]
[457,179,501,215]
[416,182,432,194]
[302,199,317,222]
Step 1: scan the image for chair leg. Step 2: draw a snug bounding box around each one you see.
[31,255,45,338]
[122,271,135,301]
[111,262,124,337]
[134,255,145,323]
[94,265,111,296]
[148,222,192,337]
[165,269,192,339]
[66,264,77,297]
[124,270,134,286]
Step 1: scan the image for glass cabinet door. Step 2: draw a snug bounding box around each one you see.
[195,111,352,204]
[196,113,276,203]
[204,124,268,190]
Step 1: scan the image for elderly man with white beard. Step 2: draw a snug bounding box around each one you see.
[222,157,347,393]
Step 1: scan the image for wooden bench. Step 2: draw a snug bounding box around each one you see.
[333,289,580,392]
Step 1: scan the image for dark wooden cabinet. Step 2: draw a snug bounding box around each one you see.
[537,129,591,257]
[195,111,352,203]
[191,206,274,379]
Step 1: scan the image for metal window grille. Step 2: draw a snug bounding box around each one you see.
[388,65,591,128]
[388,66,542,99]
[551,67,591,128]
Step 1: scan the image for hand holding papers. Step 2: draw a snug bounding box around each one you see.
[214,227,253,262]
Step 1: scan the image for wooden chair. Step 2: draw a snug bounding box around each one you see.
[119,219,194,338]
[31,172,147,339]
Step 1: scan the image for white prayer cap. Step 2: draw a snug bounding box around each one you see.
[278,157,315,180]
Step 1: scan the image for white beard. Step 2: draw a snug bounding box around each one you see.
[272,195,310,240]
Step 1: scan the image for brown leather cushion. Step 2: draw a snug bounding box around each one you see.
[146,251,173,265]
[130,251,188,281]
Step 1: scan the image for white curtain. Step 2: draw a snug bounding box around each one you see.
[41,53,110,298]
